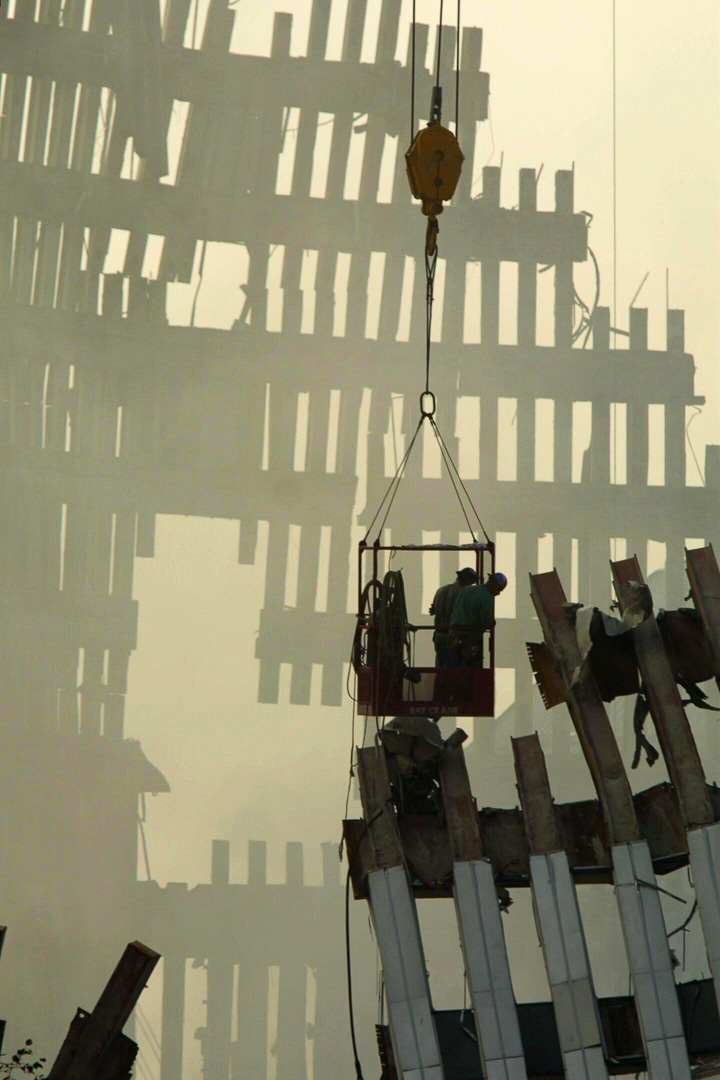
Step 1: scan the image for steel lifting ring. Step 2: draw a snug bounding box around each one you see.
[420,391,436,418]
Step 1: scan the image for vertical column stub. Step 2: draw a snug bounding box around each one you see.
[356,746,444,1080]
[512,734,609,1080]
[438,744,527,1080]
[511,735,562,854]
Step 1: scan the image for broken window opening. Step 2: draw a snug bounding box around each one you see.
[535,398,554,482]
[497,398,518,482]
[275,106,299,195]
[364,250,386,339]
[308,112,335,199]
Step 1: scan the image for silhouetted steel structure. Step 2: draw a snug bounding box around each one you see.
[1,0,720,1077]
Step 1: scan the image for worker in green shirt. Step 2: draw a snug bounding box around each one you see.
[448,571,508,666]
[429,567,478,667]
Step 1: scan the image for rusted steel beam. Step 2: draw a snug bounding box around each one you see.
[529,570,640,845]
[685,544,720,671]
[437,741,484,861]
[344,780,706,900]
[356,745,401,871]
[47,940,160,1080]
[511,735,562,854]
[610,556,713,828]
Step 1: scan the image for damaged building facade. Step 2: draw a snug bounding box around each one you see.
[0,0,718,1076]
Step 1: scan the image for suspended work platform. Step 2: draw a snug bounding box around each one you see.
[353,541,496,718]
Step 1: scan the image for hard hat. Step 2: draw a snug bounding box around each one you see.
[456,567,479,581]
[493,572,508,590]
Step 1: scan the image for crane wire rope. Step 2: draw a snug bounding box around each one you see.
[434,0,445,90]
[364,0,487,544]
[410,0,416,145]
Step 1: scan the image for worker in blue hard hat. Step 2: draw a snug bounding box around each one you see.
[447,571,508,667]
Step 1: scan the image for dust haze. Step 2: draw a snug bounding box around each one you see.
[0,0,718,1077]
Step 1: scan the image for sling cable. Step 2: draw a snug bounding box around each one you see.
[363,0,488,549]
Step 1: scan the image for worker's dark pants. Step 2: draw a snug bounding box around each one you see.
[447,640,484,668]
[436,649,458,668]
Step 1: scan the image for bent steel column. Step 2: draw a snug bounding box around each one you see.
[512,735,608,1080]
[438,743,527,1080]
[357,746,444,1080]
[529,570,690,1080]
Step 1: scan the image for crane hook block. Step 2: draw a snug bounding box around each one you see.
[405,123,464,222]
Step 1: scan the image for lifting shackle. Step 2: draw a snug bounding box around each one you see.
[405,87,464,256]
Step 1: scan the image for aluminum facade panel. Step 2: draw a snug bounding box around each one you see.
[529,852,608,1079]
[687,821,720,1014]
[367,866,444,1079]
[611,842,690,1079]
[453,859,527,1080]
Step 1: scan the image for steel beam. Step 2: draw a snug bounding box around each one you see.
[685,544,720,673]
[438,745,527,1080]
[529,570,639,845]
[529,571,690,1077]
[512,736,608,1080]
[683,546,720,1011]
[610,556,712,828]
[357,747,444,1080]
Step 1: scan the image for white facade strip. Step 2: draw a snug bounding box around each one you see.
[611,842,691,1080]
[687,821,720,1015]
[529,852,609,1080]
[453,859,528,1080]
[367,866,445,1080]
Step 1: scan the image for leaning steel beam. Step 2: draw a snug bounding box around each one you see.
[610,556,713,827]
[438,743,527,1080]
[686,544,720,673]
[529,571,639,845]
[683,545,720,1014]
[529,571,691,1079]
[512,735,608,1080]
[356,746,444,1080]
[47,940,160,1080]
